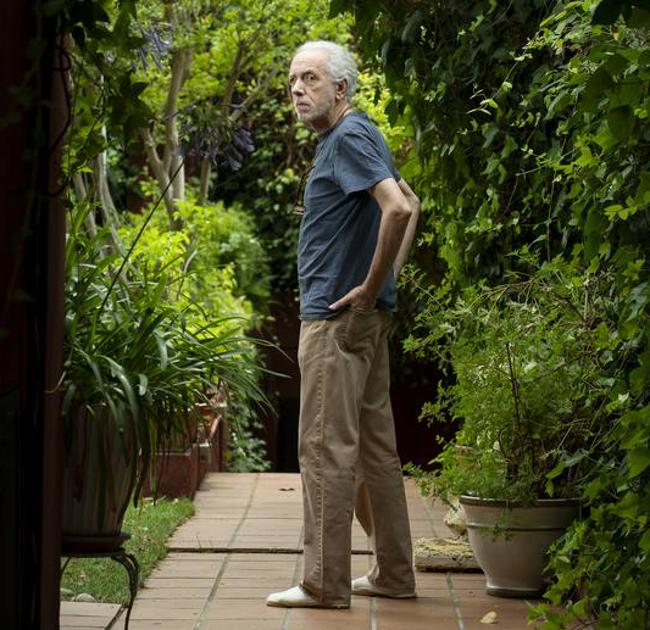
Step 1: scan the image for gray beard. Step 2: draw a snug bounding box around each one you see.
[297,98,334,126]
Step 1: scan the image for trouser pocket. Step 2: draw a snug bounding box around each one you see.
[342,306,377,352]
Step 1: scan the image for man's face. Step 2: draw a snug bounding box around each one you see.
[288,50,338,132]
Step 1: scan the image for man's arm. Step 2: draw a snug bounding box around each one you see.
[328,177,416,311]
[393,178,420,278]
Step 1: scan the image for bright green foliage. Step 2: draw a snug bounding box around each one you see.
[49,0,279,474]
[61,497,194,604]
[175,199,269,307]
[225,395,272,472]
[116,197,272,471]
[64,202,268,498]
[118,196,269,321]
[338,0,650,626]
[405,259,627,504]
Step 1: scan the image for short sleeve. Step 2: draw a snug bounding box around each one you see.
[333,128,398,196]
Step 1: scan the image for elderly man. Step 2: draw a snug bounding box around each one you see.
[266,40,420,609]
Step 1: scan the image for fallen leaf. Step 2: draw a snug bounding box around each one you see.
[480,611,498,624]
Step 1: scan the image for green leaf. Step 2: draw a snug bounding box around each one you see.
[640,529,650,552]
[607,105,634,139]
[481,98,499,110]
[546,92,572,119]
[613,492,640,519]
[630,361,650,395]
[580,68,614,114]
[593,0,623,24]
[401,10,423,43]
[328,0,349,18]
[482,124,499,148]
[118,0,137,15]
[137,374,148,396]
[627,282,649,320]
[583,210,606,260]
[604,53,629,77]
[547,461,566,480]
[634,172,650,206]
[628,448,650,478]
[628,7,650,28]
[104,356,138,418]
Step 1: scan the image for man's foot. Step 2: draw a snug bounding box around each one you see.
[265,585,349,608]
[351,576,416,599]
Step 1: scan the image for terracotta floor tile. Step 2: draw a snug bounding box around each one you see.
[376,615,458,630]
[217,577,292,589]
[288,620,369,630]
[239,554,296,564]
[462,622,538,630]
[288,606,369,622]
[375,597,455,618]
[202,600,287,620]
[224,562,294,572]
[213,587,281,599]
[200,621,282,630]
[126,599,204,609]
[116,621,197,629]
[149,565,222,578]
[144,577,215,588]
[136,588,210,599]
[60,602,121,629]
[129,605,201,620]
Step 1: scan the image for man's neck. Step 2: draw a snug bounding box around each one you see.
[313,101,352,135]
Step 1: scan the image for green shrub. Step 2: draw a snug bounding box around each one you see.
[340,0,650,625]
[406,260,626,504]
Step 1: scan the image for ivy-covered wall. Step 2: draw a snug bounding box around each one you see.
[337,0,650,626]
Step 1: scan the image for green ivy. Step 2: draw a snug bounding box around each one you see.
[336,0,650,626]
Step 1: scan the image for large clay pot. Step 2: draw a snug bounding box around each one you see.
[62,406,135,537]
[459,495,580,598]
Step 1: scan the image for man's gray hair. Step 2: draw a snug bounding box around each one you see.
[295,41,358,100]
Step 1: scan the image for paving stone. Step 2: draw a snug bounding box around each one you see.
[137,588,211,599]
[129,606,201,621]
[201,622,281,630]
[202,599,287,620]
[59,601,122,629]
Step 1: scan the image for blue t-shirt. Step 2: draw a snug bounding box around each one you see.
[298,112,399,320]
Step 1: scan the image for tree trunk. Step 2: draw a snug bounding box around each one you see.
[162,48,190,201]
[140,128,182,230]
[94,146,119,228]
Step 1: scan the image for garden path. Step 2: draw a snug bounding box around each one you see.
[61,473,537,629]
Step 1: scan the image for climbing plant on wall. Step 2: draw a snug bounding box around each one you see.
[333,0,650,626]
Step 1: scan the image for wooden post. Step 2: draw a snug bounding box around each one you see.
[0,5,65,628]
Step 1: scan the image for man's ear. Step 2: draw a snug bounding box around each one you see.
[336,79,348,101]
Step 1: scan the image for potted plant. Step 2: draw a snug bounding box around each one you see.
[61,206,265,545]
[407,260,618,597]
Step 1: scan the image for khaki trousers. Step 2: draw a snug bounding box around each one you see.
[297,307,415,607]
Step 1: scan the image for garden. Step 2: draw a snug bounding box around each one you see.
[20,0,650,627]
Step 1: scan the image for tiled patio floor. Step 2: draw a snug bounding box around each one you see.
[60,601,122,628]
[61,473,538,629]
